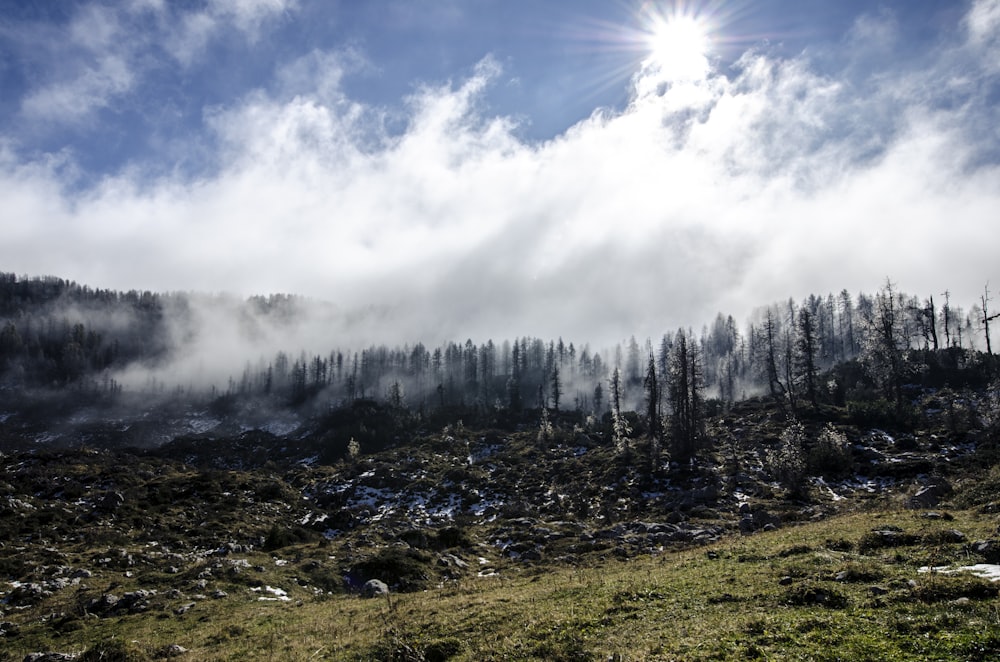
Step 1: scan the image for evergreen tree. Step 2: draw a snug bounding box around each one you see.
[644,353,662,473]
[667,329,703,463]
[795,306,819,406]
[550,365,562,411]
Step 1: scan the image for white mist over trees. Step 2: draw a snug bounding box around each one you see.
[2,274,996,426]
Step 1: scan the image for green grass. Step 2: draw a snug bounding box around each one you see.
[4,508,999,661]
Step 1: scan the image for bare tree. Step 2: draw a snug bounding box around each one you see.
[610,367,630,455]
[864,279,907,411]
[982,284,999,356]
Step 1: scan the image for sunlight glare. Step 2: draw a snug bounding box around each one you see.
[646,14,711,81]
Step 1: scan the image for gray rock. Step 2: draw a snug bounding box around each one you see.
[438,553,469,569]
[971,539,1000,563]
[779,576,794,586]
[362,579,389,598]
[174,602,196,615]
[907,483,953,509]
[940,529,966,543]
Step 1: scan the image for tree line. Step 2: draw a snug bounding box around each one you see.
[1,274,997,445]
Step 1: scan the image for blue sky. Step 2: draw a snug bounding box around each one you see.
[0,0,998,348]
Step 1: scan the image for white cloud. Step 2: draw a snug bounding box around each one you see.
[15,0,297,125]
[166,0,296,64]
[1,1,998,367]
[967,0,1000,44]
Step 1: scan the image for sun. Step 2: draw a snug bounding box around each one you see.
[645,14,711,81]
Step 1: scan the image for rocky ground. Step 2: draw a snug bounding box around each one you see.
[1,387,999,659]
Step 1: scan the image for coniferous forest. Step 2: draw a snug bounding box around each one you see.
[2,271,997,438]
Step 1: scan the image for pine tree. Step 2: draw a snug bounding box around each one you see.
[667,329,703,463]
[644,353,662,473]
[795,306,819,406]
[550,365,562,411]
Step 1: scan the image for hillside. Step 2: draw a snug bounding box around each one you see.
[2,383,999,660]
[2,273,1000,658]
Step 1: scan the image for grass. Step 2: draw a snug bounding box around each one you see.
[4,508,999,661]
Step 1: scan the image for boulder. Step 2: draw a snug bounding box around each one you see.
[174,602,196,615]
[971,539,1000,563]
[361,579,390,598]
[907,482,953,509]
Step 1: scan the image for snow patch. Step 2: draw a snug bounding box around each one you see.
[252,585,291,601]
[918,564,1000,581]
[813,477,845,501]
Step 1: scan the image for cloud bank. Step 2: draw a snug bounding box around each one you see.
[1,0,999,351]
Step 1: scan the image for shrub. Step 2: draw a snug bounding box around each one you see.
[262,524,319,551]
[806,424,854,478]
[767,422,807,497]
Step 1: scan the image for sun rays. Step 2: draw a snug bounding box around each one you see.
[645,12,712,80]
